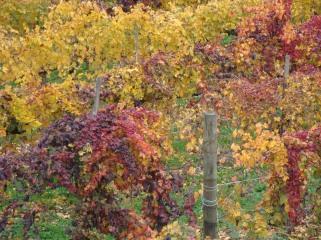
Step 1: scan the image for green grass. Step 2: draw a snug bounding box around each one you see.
[0,187,77,239]
[218,121,234,150]
[0,185,117,239]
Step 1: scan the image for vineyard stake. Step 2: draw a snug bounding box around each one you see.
[280,54,291,134]
[203,112,218,239]
[92,77,102,116]
[284,54,291,79]
[282,54,291,91]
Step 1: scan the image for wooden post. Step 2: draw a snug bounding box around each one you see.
[92,77,102,116]
[203,112,218,239]
[133,24,139,64]
[280,54,291,134]
[284,54,291,79]
[283,54,291,91]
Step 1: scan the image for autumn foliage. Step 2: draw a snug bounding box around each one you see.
[0,0,321,238]
[213,0,321,231]
[0,106,193,239]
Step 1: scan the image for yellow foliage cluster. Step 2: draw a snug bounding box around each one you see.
[280,72,321,131]
[232,123,288,181]
[108,65,145,106]
[0,0,261,140]
[107,55,200,109]
[156,220,201,239]
[171,0,262,43]
[0,0,51,33]
[219,198,270,238]
[292,0,321,23]
[0,79,80,137]
[231,123,291,225]
[161,0,209,8]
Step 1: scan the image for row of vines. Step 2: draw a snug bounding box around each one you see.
[0,0,321,239]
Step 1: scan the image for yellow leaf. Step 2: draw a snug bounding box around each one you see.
[187,166,196,175]
[231,143,241,152]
